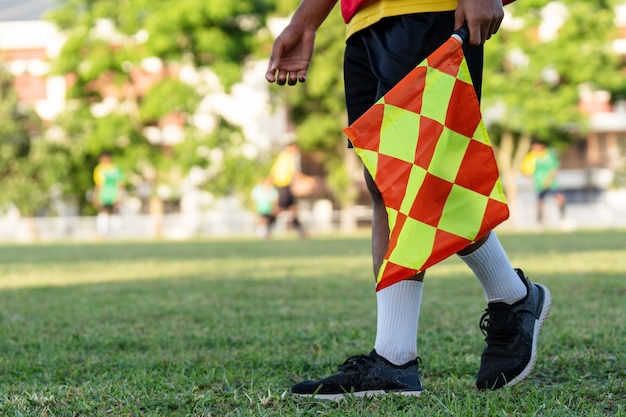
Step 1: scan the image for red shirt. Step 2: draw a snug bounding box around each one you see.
[341,0,367,23]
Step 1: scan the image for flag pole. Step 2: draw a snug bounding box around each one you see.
[452,25,469,44]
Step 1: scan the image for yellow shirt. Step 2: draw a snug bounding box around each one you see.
[271,151,299,187]
[347,0,458,39]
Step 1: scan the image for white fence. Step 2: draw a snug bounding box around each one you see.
[1,188,625,242]
[0,202,363,242]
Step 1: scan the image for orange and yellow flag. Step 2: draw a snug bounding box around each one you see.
[344,35,509,292]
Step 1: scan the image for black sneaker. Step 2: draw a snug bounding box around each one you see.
[291,349,423,400]
[476,269,552,390]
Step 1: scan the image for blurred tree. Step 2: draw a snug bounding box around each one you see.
[46,0,276,217]
[0,69,71,236]
[483,0,624,216]
[173,117,271,197]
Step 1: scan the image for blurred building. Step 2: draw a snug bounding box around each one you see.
[559,4,626,184]
[0,0,66,122]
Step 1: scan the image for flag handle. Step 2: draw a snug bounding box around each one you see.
[452,25,469,45]
[454,0,513,43]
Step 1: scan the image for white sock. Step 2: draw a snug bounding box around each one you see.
[374,280,423,366]
[459,232,527,304]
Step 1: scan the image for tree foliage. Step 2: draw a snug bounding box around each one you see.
[49,0,274,90]
[45,0,278,214]
[0,70,66,216]
[484,0,623,143]
[481,0,624,212]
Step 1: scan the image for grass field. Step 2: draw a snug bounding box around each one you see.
[0,229,625,416]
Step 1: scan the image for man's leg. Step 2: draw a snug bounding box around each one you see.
[365,169,424,366]
[536,190,549,224]
[455,16,552,389]
[290,167,424,400]
[95,206,113,237]
[459,232,526,304]
[256,214,270,239]
[290,16,433,399]
[537,197,544,224]
[287,204,306,238]
[555,191,566,219]
[459,232,551,389]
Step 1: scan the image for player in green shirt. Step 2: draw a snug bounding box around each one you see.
[522,140,566,224]
[251,177,279,239]
[93,151,125,236]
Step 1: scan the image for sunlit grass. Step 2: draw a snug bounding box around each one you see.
[1,230,625,416]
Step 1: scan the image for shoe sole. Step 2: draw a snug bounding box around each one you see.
[504,283,552,387]
[293,389,423,401]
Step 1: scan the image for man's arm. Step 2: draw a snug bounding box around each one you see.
[265,0,338,86]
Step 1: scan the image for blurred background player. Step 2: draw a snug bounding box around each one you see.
[93,151,125,237]
[522,140,567,225]
[251,177,279,239]
[269,142,307,238]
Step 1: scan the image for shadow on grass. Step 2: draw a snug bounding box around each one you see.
[0,235,371,265]
[1,229,625,267]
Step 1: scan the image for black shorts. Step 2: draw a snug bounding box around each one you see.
[344,11,484,129]
[278,186,296,209]
[261,213,277,225]
[538,189,560,201]
[100,203,118,214]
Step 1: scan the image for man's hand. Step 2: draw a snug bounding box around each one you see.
[265,25,316,86]
[455,0,504,46]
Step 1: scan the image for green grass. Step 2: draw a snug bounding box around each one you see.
[1,229,625,416]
